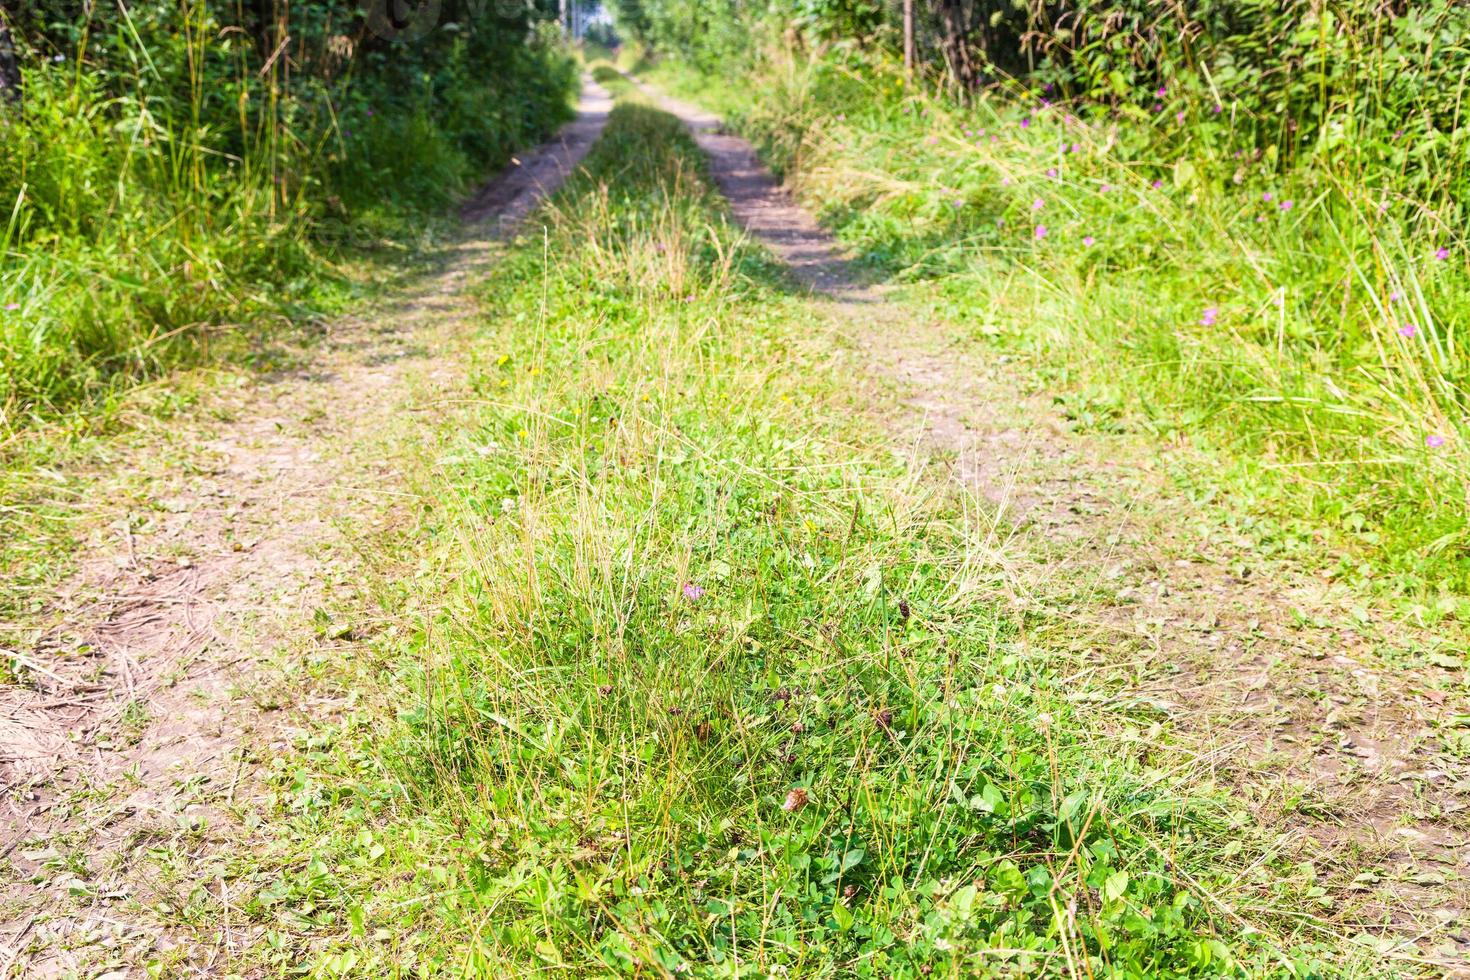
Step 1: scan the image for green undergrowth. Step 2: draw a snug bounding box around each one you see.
[251,99,1397,978]
[640,54,1470,609]
[1,19,574,437]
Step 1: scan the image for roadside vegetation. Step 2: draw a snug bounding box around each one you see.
[0,2,574,640]
[0,3,573,435]
[614,1,1470,607]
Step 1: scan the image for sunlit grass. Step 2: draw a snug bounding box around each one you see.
[0,20,574,438]
[250,98,1409,979]
[642,51,1470,598]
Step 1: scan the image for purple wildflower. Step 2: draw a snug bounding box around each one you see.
[1426,434,1446,448]
[1279,200,1294,211]
[1262,192,1273,202]
[1436,247,1450,261]
[1035,224,1048,239]
[1046,167,1058,178]
[1083,236,1095,247]
[682,582,705,601]
[1152,179,1163,190]
[1201,306,1219,326]
[1213,104,1223,113]
[1176,111,1186,123]
[1032,198,1045,211]
[1400,323,1418,338]
[1020,117,1031,129]
[1156,86,1167,98]
[1099,183,1111,193]
[1153,102,1163,112]
[3,303,17,311]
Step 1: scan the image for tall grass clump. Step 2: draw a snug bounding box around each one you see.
[257,98,1397,977]
[635,14,1470,596]
[0,3,574,436]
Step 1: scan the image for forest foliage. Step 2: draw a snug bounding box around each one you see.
[613,0,1470,209]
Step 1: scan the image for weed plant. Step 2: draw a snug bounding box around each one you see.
[0,7,574,436]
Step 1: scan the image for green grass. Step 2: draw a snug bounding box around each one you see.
[638,52,1470,605]
[0,25,574,438]
[241,97,1404,978]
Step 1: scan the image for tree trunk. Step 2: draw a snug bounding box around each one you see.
[934,0,979,95]
[0,17,21,107]
[902,0,913,79]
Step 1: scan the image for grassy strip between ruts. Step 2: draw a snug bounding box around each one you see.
[248,98,1403,977]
